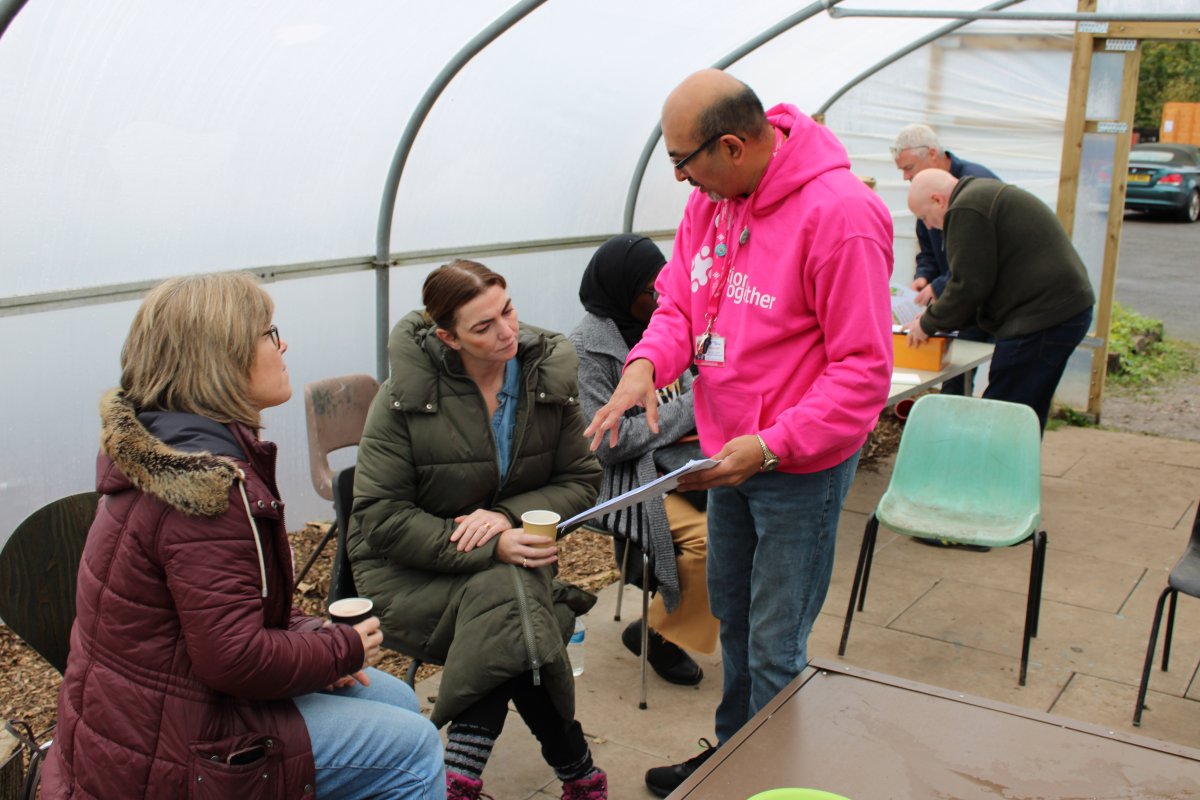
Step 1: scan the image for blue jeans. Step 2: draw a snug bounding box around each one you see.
[984,307,1092,431]
[707,453,859,744]
[294,667,445,799]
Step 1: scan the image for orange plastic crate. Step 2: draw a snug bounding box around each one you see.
[892,332,949,371]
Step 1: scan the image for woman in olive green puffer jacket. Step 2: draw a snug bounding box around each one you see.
[348,260,608,799]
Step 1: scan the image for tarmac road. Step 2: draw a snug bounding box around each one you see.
[1116,212,1200,343]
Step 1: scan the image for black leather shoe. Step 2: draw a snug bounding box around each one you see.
[645,739,717,797]
[621,620,703,686]
[914,536,991,553]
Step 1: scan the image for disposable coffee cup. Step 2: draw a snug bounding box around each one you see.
[329,597,373,626]
[521,509,561,539]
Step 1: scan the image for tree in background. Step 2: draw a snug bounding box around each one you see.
[1136,41,1200,131]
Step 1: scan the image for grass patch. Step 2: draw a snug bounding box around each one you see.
[1047,405,1095,430]
[1107,303,1196,389]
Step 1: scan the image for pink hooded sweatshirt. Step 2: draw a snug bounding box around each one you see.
[628,104,894,474]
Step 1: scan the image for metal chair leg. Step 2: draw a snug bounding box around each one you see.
[1162,590,1178,672]
[639,550,650,710]
[858,514,880,612]
[1134,586,1175,726]
[404,657,423,688]
[614,537,631,622]
[1030,531,1047,638]
[1019,531,1046,686]
[838,513,878,656]
[294,520,337,585]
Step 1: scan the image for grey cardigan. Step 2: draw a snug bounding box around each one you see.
[568,313,698,612]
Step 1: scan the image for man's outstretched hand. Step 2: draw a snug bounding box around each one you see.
[583,359,658,450]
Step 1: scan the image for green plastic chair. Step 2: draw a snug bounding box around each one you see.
[837,394,1047,686]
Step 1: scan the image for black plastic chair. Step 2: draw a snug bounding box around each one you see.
[1133,501,1200,726]
[0,492,99,674]
[0,492,98,800]
[329,466,443,687]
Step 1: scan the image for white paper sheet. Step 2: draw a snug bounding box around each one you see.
[557,458,721,530]
[890,285,925,328]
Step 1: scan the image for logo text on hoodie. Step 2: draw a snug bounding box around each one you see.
[725,268,777,309]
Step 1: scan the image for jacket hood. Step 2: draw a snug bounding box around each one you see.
[386,310,574,412]
[97,389,242,517]
[751,103,852,213]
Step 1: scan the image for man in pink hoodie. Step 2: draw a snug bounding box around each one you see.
[585,69,894,796]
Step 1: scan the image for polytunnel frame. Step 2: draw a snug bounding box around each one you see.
[2,1,1195,415]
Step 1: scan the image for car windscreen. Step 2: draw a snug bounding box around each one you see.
[1130,149,1191,165]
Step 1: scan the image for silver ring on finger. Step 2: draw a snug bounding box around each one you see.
[522,557,528,568]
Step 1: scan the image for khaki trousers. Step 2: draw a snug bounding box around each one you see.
[646,492,720,654]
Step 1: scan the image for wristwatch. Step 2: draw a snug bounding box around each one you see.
[755,434,780,472]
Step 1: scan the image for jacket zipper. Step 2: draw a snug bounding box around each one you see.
[509,565,542,685]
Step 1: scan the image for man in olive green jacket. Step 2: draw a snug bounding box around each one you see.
[907,170,1095,430]
[348,310,600,728]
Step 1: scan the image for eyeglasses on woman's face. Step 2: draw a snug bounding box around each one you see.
[263,325,281,350]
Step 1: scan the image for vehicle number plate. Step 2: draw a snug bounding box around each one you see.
[1127,173,1151,184]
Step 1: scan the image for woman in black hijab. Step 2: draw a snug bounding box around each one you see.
[569,235,718,688]
[577,234,664,349]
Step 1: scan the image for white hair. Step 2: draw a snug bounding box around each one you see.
[891,123,941,156]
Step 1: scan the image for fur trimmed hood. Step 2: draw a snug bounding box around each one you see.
[98,389,242,517]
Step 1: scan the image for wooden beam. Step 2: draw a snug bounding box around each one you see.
[1092,21,1200,42]
[1055,0,1098,239]
[1088,44,1142,420]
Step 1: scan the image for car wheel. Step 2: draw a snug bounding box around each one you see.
[1178,188,1200,223]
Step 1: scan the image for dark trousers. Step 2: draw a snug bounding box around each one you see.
[941,326,994,397]
[452,672,586,769]
[984,307,1093,431]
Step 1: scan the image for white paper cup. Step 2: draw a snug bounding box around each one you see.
[520,509,561,539]
[329,596,373,626]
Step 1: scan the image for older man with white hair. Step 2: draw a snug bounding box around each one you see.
[893,124,1000,306]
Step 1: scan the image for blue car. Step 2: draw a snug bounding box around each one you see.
[1125,143,1200,223]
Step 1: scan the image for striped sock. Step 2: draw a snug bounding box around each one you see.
[445,722,496,781]
[552,749,596,783]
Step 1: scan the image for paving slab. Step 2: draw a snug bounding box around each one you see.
[1041,503,1189,572]
[810,613,1070,712]
[1051,424,1200,470]
[1051,672,1200,751]
[1042,471,1196,530]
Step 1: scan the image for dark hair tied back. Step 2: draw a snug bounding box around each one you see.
[422,259,507,333]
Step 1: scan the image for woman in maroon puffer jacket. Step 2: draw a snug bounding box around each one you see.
[42,273,444,799]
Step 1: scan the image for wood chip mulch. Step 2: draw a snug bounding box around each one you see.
[0,520,620,741]
[1,410,905,746]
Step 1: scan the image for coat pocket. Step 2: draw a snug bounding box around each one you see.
[188,733,281,799]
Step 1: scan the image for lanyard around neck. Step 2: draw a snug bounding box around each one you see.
[695,126,785,356]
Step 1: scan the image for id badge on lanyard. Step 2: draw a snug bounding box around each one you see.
[695,333,727,366]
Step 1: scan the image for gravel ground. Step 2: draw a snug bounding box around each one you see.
[0,523,619,744]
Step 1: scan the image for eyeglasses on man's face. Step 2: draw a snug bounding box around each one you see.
[671,132,745,172]
[263,325,281,350]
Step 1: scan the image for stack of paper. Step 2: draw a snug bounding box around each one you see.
[558,458,720,529]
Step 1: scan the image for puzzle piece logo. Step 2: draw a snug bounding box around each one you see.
[691,246,712,292]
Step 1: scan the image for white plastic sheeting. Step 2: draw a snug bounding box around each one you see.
[0,0,1187,542]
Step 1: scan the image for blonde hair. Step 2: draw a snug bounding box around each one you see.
[120,272,273,428]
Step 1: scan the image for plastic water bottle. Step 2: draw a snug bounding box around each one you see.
[568,617,585,677]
